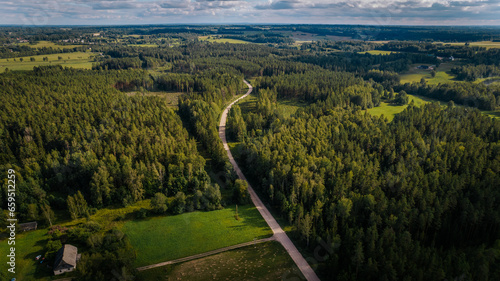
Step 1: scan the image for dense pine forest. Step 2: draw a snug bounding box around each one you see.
[1,26,500,280]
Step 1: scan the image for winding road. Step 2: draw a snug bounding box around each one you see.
[219,80,321,281]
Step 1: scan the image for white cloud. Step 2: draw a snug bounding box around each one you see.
[0,0,498,25]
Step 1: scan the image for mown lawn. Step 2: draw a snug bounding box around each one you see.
[0,52,95,72]
[122,204,273,267]
[136,241,305,281]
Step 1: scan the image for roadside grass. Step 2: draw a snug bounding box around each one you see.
[122,205,273,267]
[125,91,184,107]
[198,36,250,44]
[136,241,305,281]
[358,50,398,55]
[0,52,94,72]
[19,40,84,49]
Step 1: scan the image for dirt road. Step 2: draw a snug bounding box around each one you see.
[218,80,321,281]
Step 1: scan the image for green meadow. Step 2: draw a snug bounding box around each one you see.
[198,36,250,44]
[400,62,456,84]
[358,50,398,55]
[0,52,94,72]
[19,40,84,50]
[136,241,305,281]
[122,205,272,267]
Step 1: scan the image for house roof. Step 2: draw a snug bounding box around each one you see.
[54,244,78,268]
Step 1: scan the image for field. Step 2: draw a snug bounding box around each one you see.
[400,63,456,84]
[238,93,307,119]
[18,40,84,49]
[367,94,500,121]
[436,41,500,49]
[136,241,305,281]
[122,205,273,267]
[126,91,184,107]
[198,36,250,44]
[366,94,432,121]
[0,52,95,72]
[0,229,53,281]
[358,50,398,55]
[0,200,151,280]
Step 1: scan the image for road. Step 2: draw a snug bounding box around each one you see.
[137,236,275,271]
[218,80,321,281]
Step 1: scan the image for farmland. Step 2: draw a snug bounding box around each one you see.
[0,52,94,72]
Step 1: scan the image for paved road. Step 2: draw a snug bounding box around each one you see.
[137,236,275,271]
[219,80,321,281]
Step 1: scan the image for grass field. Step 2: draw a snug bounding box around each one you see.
[0,229,53,281]
[127,44,159,47]
[400,63,456,84]
[366,94,432,121]
[0,200,150,280]
[238,93,307,119]
[198,36,250,44]
[437,41,500,49]
[18,40,84,49]
[358,50,398,55]
[277,99,307,118]
[136,241,305,281]
[367,94,500,121]
[122,205,272,267]
[0,52,94,72]
[126,91,184,107]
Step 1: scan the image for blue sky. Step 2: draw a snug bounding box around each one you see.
[1,0,499,26]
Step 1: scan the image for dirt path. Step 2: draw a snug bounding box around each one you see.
[136,236,275,271]
[218,80,321,281]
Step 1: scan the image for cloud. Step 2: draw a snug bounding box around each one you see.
[0,0,499,25]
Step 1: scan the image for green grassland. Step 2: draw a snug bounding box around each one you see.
[126,44,159,47]
[0,229,53,281]
[19,40,84,49]
[198,36,250,44]
[136,241,305,281]
[367,95,434,121]
[125,91,184,107]
[238,93,306,119]
[437,41,500,49]
[122,205,273,267]
[400,63,456,84]
[367,94,499,121]
[0,200,150,281]
[358,50,398,55]
[0,52,95,72]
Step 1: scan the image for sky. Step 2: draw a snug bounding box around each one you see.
[1,0,499,26]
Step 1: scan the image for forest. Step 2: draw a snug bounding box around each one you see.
[1,25,500,280]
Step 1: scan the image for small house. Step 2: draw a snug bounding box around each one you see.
[417,65,429,70]
[19,221,37,232]
[53,244,81,275]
